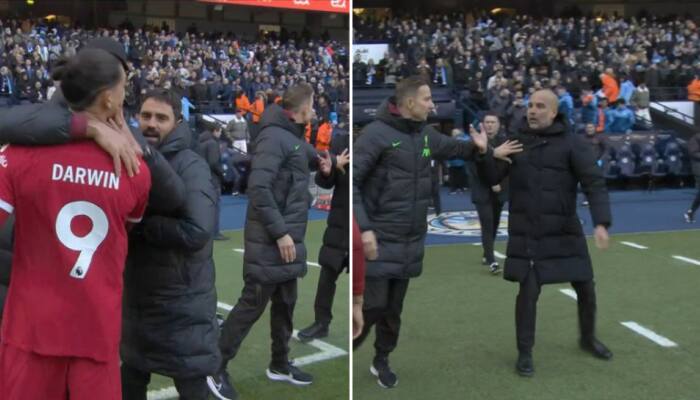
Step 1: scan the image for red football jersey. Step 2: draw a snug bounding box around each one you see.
[0,141,150,362]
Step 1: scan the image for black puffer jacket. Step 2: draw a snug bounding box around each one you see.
[244,104,318,284]
[353,98,482,279]
[317,133,350,272]
[197,130,225,190]
[467,131,509,204]
[477,114,611,284]
[121,123,220,378]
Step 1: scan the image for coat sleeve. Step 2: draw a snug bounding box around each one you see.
[248,131,288,240]
[571,134,612,228]
[0,102,79,144]
[131,128,187,214]
[475,146,511,186]
[427,126,477,160]
[353,127,385,232]
[206,140,225,181]
[139,156,216,251]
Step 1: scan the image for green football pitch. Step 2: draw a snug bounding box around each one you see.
[146,221,349,400]
[353,230,700,400]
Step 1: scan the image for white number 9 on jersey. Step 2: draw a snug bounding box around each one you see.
[55,201,109,279]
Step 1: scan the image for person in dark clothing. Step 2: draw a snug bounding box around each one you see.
[120,89,220,400]
[298,133,350,341]
[353,76,522,388]
[208,84,333,400]
[467,112,509,274]
[476,89,613,378]
[0,37,186,324]
[684,131,700,222]
[198,123,228,240]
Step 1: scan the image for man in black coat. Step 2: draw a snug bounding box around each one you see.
[120,89,220,399]
[208,84,332,400]
[467,112,509,274]
[298,133,350,341]
[684,131,700,222]
[198,123,228,240]
[353,76,522,388]
[477,89,613,378]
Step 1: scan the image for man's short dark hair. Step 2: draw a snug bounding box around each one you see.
[396,75,429,106]
[141,88,182,120]
[482,111,500,121]
[282,83,314,112]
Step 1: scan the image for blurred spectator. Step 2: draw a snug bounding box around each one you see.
[607,99,635,133]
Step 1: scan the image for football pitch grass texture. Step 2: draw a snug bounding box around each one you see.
[353,230,700,400]
[146,221,349,400]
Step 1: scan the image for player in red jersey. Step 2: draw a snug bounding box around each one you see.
[0,49,151,400]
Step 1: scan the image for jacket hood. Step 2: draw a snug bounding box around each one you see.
[158,122,193,155]
[375,97,426,134]
[258,103,304,138]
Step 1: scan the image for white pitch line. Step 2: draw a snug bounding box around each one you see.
[672,255,700,266]
[233,248,320,268]
[559,288,578,300]
[620,321,678,347]
[148,301,347,400]
[620,241,648,249]
[494,251,506,260]
[472,242,482,246]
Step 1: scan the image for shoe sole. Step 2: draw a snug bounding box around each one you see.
[296,331,329,343]
[266,369,313,386]
[517,368,534,377]
[206,376,236,400]
[370,365,398,388]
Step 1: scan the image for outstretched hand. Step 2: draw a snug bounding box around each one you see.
[335,148,350,174]
[493,140,524,164]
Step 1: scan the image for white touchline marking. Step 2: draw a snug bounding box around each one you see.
[620,322,678,347]
[672,255,700,266]
[148,301,348,400]
[559,288,578,300]
[472,242,482,246]
[494,251,506,260]
[620,241,648,249]
[233,248,321,268]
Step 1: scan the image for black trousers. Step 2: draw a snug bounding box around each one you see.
[353,279,410,360]
[448,166,467,191]
[313,262,346,324]
[121,364,208,400]
[475,197,505,263]
[690,176,700,214]
[219,279,297,370]
[515,270,597,353]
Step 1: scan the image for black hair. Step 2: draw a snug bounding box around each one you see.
[52,48,123,111]
[141,88,182,120]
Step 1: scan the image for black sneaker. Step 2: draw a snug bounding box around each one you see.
[370,357,398,388]
[297,321,329,342]
[266,362,313,386]
[489,262,501,275]
[207,370,238,400]
[684,210,695,223]
[214,233,230,241]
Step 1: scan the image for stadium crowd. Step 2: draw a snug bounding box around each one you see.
[0,17,350,120]
[354,13,700,133]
